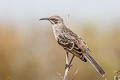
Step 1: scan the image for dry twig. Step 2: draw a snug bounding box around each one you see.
[63,52,70,80]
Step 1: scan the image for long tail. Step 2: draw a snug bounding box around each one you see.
[83,52,105,77]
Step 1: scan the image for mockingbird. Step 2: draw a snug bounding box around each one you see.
[40,16,105,76]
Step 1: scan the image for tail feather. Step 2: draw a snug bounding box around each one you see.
[83,52,105,76]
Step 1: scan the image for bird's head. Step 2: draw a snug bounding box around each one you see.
[40,16,64,24]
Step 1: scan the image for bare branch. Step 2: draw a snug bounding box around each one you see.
[63,52,69,80]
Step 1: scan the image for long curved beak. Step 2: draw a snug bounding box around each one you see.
[39,18,49,20]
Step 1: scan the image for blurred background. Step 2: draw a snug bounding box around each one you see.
[0,0,120,80]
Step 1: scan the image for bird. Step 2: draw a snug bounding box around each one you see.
[39,16,105,76]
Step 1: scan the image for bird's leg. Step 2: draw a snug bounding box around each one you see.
[68,55,74,69]
[65,53,75,70]
[65,51,69,69]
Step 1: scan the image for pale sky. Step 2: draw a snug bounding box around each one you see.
[0,0,120,27]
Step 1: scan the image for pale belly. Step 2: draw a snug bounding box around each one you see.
[52,24,62,40]
[52,26,58,40]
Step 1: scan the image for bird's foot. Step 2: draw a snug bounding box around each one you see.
[65,64,72,69]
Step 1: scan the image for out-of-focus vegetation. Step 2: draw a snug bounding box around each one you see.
[0,22,120,80]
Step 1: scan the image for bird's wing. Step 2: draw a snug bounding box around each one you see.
[56,26,77,49]
[57,33,75,50]
[64,27,90,52]
[57,27,90,52]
